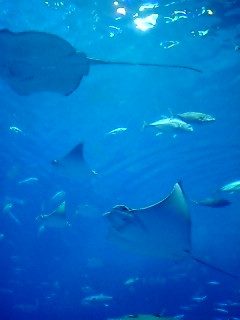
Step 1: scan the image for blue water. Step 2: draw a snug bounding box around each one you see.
[0,0,240,319]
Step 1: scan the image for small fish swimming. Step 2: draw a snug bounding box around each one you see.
[208,281,220,285]
[214,308,228,313]
[168,109,215,124]
[108,315,175,320]
[191,197,231,208]
[218,180,240,193]
[106,127,127,135]
[192,295,207,302]
[10,126,24,134]
[142,118,193,135]
[18,177,38,185]
[50,191,66,203]
[82,294,113,306]
[124,277,139,285]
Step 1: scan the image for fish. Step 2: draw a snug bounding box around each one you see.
[107,315,175,320]
[142,118,193,135]
[0,29,202,96]
[50,191,66,204]
[190,197,231,208]
[5,196,25,205]
[124,277,139,285]
[36,201,70,228]
[207,281,220,285]
[103,183,237,278]
[9,126,24,134]
[214,308,229,313]
[14,299,38,312]
[81,294,113,306]
[18,177,38,184]
[52,142,96,180]
[218,180,240,193]
[192,295,207,302]
[106,127,128,135]
[168,109,215,124]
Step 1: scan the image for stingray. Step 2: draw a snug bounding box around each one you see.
[103,183,237,278]
[36,201,70,228]
[0,29,202,96]
[51,142,96,179]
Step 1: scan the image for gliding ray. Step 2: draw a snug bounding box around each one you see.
[51,142,96,180]
[103,183,237,279]
[0,29,202,96]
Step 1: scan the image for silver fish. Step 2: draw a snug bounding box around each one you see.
[142,118,193,134]
[82,294,113,306]
[169,109,215,124]
[219,180,240,193]
[51,191,66,203]
[18,177,38,185]
[106,127,127,135]
[191,197,231,208]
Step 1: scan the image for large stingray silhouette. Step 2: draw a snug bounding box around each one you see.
[0,29,202,96]
[103,183,237,279]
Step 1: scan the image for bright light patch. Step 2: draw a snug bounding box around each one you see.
[113,1,118,5]
[139,3,159,12]
[207,9,213,15]
[117,7,126,15]
[134,14,158,31]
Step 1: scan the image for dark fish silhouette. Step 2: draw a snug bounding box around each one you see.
[191,197,231,208]
[103,183,237,279]
[51,142,96,179]
[0,29,202,96]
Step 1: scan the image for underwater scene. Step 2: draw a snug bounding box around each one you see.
[0,0,240,319]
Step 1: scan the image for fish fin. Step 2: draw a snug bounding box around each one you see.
[168,108,174,118]
[142,121,148,131]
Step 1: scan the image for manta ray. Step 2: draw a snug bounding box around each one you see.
[103,183,237,278]
[51,142,96,179]
[0,29,202,96]
[36,201,70,228]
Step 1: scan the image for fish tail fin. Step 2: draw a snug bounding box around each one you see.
[142,121,148,131]
[191,254,237,279]
[168,108,174,118]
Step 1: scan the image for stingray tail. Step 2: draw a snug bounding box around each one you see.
[88,58,202,73]
[190,254,237,279]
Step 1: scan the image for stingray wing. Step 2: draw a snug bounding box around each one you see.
[52,142,94,180]
[44,201,70,228]
[0,29,89,95]
[104,183,191,260]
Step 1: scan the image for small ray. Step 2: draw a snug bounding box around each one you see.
[103,183,237,279]
[51,142,96,180]
[36,201,70,228]
[0,29,202,96]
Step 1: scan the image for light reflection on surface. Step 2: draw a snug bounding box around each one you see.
[134,13,158,31]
